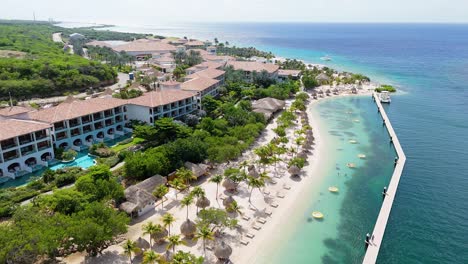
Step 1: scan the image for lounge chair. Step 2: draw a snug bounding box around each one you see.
[241,239,250,245]
[271,203,279,208]
[265,209,273,216]
[263,190,270,195]
[257,218,267,224]
[283,185,291,190]
[277,192,285,198]
[246,233,255,238]
[206,245,214,251]
[242,215,251,221]
[253,224,262,230]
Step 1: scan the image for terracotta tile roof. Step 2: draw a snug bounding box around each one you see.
[184,40,205,46]
[203,54,235,62]
[27,97,125,123]
[85,40,113,48]
[181,77,220,92]
[227,61,279,74]
[160,80,181,87]
[185,68,225,80]
[200,61,224,69]
[0,119,51,141]
[127,90,195,108]
[114,39,176,53]
[0,106,34,117]
[278,69,302,76]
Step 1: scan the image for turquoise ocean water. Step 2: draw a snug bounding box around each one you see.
[68,22,468,263]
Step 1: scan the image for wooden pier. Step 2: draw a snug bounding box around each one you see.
[363,93,407,263]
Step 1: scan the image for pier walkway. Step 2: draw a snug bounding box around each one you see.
[363,93,407,263]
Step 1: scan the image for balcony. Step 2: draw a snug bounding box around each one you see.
[3,151,19,162]
[56,132,68,141]
[93,113,103,121]
[94,122,104,130]
[104,110,113,118]
[37,140,51,151]
[18,135,33,145]
[82,125,92,133]
[81,115,92,124]
[54,122,66,131]
[114,107,122,114]
[105,119,114,126]
[21,145,36,156]
[69,119,81,128]
[70,128,81,137]
[35,131,48,141]
[1,139,17,150]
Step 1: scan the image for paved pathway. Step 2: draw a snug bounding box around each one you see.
[52,32,64,43]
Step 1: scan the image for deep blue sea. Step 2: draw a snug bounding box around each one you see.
[88,22,468,263]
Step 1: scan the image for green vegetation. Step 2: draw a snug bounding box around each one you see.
[0,23,117,100]
[86,45,135,70]
[0,165,128,262]
[278,58,307,70]
[110,137,145,152]
[113,88,143,99]
[375,84,396,93]
[61,149,78,161]
[216,45,274,59]
[61,27,150,42]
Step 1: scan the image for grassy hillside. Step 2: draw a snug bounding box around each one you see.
[0,22,118,100]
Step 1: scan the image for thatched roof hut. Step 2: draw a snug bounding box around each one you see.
[180,219,197,238]
[184,162,209,179]
[252,97,285,120]
[298,152,308,160]
[351,87,358,94]
[223,195,235,209]
[288,165,301,177]
[119,175,167,217]
[214,241,233,261]
[196,196,211,209]
[222,178,236,192]
[333,88,339,94]
[316,73,330,83]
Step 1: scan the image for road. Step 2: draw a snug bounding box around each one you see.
[21,72,129,105]
[52,32,64,43]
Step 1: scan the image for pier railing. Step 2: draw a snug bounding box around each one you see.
[363,93,407,264]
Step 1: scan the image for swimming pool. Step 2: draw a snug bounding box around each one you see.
[49,152,96,170]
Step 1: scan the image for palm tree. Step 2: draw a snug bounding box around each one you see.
[142,222,158,248]
[209,174,223,200]
[191,186,205,214]
[247,176,265,202]
[142,250,161,264]
[194,225,214,254]
[180,194,194,220]
[176,167,196,186]
[166,234,186,254]
[153,185,169,210]
[122,239,140,264]
[170,178,185,199]
[227,200,243,216]
[161,213,176,236]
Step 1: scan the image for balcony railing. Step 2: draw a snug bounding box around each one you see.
[4,155,19,162]
[1,143,17,150]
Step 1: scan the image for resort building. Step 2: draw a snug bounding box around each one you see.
[184,40,206,49]
[184,68,225,84]
[226,61,280,82]
[278,69,302,81]
[185,61,225,75]
[148,54,176,73]
[25,97,129,151]
[202,54,235,63]
[181,77,221,101]
[113,39,176,59]
[207,46,217,55]
[0,119,54,179]
[126,89,198,124]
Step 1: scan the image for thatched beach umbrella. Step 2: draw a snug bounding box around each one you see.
[288,165,301,177]
[326,89,331,95]
[196,196,211,210]
[248,165,259,178]
[223,195,235,209]
[311,92,318,99]
[160,250,174,262]
[214,241,233,261]
[135,237,150,253]
[351,87,358,94]
[333,88,339,94]
[153,227,169,244]
[222,178,236,192]
[180,219,197,238]
[298,152,308,160]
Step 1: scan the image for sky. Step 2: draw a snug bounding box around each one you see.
[1,0,468,25]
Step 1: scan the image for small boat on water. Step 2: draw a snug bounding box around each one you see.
[349,139,358,144]
[328,186,339,193]
[347,163,356,168]
[379,91,391,103]
[312,211,324,219]
[358,154,366,159]
[353,119,360,123]
[320,55,332,61]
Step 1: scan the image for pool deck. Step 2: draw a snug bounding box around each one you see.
[363,93,407,263]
